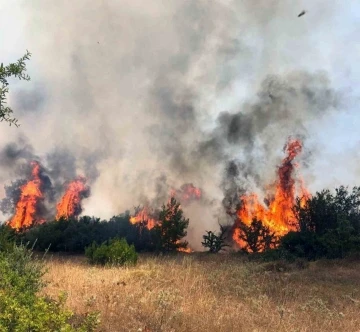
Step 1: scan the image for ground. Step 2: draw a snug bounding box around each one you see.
[42,253,360,332]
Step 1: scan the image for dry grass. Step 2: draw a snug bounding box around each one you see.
[41,253,360,332]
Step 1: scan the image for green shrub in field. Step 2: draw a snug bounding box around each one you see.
[0,227,99,331]
[85,238,138,266]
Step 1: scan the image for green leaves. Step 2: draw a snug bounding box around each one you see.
[85,238,138,266]
[0,50,32,126]
[0,227,99,331]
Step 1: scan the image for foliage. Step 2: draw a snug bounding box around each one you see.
[152,197,189,252]
[85,238,138,266]
[0,51,31,126]
[19,213,155,253]
[201,225,228,253]
[282,186,360,259]
[0,224,17,252]
[237,219,279,253]
[0,228,99,331]
[294,186,360,235]
[280,231,322,260]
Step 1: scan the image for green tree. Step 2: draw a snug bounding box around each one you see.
[281,186,360,259]
[153,197,189,252]
[0,50,31,126]
[293,186,360,235]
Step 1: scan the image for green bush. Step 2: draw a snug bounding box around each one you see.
[85,238,138,266]
[0,238,99,331]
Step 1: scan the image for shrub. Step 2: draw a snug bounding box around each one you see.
[202,225,229,253]
[85,238,138,266]
[280,231,321,260]
[0,236,99,331]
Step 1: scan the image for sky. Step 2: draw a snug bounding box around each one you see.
[0,0,360,245]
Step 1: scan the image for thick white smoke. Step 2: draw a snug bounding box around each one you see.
[0,0,359,248]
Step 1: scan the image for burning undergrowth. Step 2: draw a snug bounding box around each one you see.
[0,135,311,251]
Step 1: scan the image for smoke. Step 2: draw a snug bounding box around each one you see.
[1,0,359,247]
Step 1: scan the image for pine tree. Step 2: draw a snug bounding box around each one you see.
[153,197,189,252]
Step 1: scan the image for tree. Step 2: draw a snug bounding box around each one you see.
[152,197,189,252]
[202,224,229,253]
[0,50,31,126]
[293,186,360,236]
[285,186,360,259]
[237,219,279,253]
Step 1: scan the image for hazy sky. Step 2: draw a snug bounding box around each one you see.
[0,0,359,240]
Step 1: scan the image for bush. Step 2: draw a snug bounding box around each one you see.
[201,225,228,253]
[85,238,138,266]
[0,233,99,331]
[280,231,322,260]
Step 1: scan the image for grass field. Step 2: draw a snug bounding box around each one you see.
[41,254,360,332]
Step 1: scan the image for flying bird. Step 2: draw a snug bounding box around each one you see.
[298,10,306,17]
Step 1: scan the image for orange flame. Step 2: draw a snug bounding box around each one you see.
[130,198,193,253]
[129,206,158,230]
[171,183,202,204]
[176,243,193,253]
[8,161,44,230]
[56,177,89,220]
[233,139,310,247]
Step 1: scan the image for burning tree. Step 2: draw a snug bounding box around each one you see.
[8,161,45,230]
[232,138,310,250]
[152,197,189,252]
[234,219,279,253]
[0,50,31,126]
[56,177,90,220]
[129,206,159,230]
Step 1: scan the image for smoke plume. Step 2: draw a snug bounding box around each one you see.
[1,0,359,248]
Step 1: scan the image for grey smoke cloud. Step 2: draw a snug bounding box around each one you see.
[0,0,359,247]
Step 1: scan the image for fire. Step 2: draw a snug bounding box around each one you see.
[130,198,193,253]
[233,139,310,247]
[129,206,159,230]
[171,183,202,204]
[177,244,193,253]
[8,161,44,230]
[56,177,89,220]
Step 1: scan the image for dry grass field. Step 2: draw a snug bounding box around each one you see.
[41,254,360,332]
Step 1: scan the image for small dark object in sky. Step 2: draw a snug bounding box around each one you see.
[298,10,306,17]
